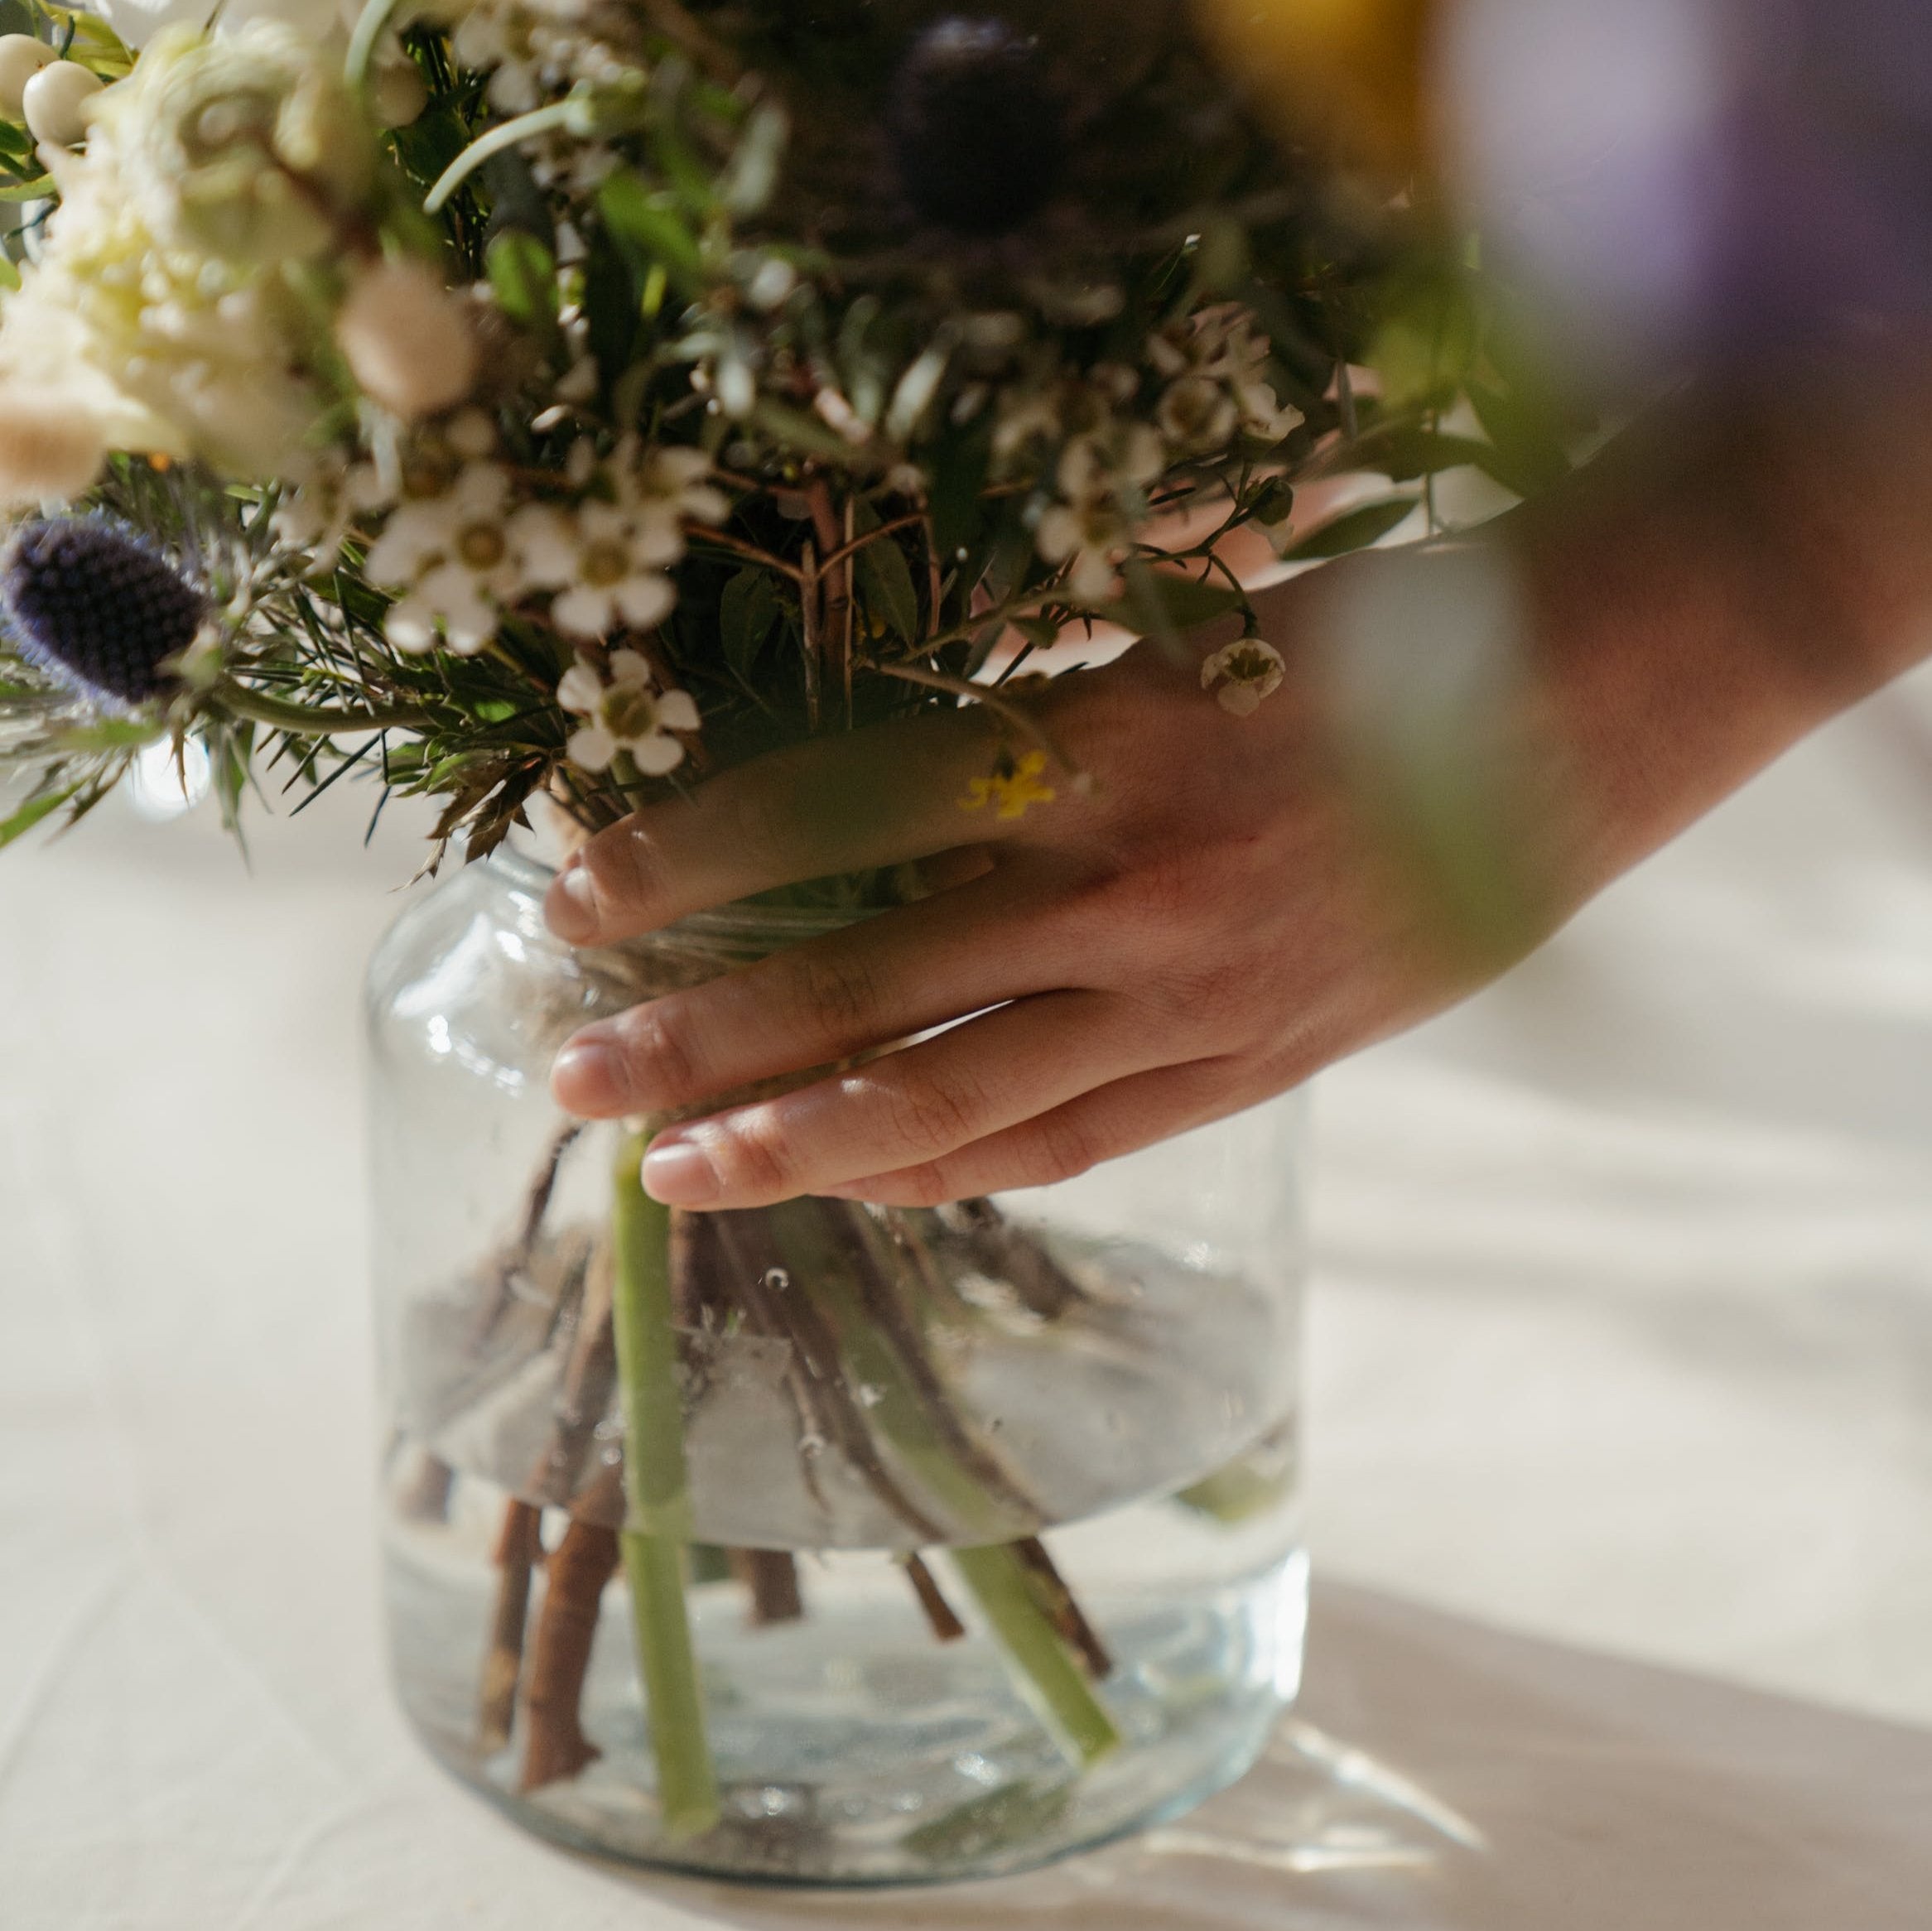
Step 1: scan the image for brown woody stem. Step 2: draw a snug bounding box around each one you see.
[519,1502,623,1791]
[479,1500,545,1754]
[1013,1536,1113,1681]
[902,1554,966,1643]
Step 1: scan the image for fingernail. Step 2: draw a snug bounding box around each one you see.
[547,864,600,944]
[552,1035,624,1113]
[642,1138,720,1206]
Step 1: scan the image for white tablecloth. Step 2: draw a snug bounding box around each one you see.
[5,670,1932,1927]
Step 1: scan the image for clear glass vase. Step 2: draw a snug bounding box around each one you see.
[365,848,1308,1885]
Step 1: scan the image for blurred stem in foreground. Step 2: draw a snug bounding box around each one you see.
[610,1128,720,1839]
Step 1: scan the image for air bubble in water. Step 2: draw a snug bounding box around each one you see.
[764,1268,791,1293]
[858,1384,885,1409]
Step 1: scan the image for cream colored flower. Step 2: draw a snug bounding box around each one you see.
[0,25,374,479]
[1200,637,1286,716]
[94,0,360,53]
[557,649,699,775]
[365,463,520,653]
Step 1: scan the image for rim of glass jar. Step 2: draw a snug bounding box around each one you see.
[485,843,874,952]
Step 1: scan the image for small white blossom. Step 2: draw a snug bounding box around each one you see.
[613,441,730,546]
[558,648,700,775]
[365,462,521,653]
[272,448,391,568]
[1033,425,1164,604]
[1035,495,1137,604]
[1200,637,1286,716]
[510,497,678,640]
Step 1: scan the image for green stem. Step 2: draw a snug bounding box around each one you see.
[425,102,577,214]
[951,1545,1121,1769]
[344,0,405,91]
[768,1209,1015,1543]
[213,682,433,737]
[609,1130,720,1840]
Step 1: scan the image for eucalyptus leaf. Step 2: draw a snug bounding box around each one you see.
[1282,498,1419,561]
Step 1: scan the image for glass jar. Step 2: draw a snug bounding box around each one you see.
[366,848,1308,1885]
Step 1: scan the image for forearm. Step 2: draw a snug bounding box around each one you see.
[1506,356,1932,893]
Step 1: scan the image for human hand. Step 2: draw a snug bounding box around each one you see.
[545,595,1501,1210]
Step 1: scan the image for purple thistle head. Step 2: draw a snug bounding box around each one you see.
[1,517,206,710]
[889,17,1067,237]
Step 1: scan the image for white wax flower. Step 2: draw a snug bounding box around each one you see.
[1200,637,1286,717]
[558,649,700,777]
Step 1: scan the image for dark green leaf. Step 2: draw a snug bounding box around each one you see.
[1466,379,1573,498]
[1281,498,1418,561]
[0,780,80,850]
[581,243,636,389]
[486,229,559,336]
[389,104,472,195]
[929,420,994,561]
[749,399,858,462]
[720,567,780,677]
[856,536,920,646]
[1093,567,1248,637]
[597,170,702,291]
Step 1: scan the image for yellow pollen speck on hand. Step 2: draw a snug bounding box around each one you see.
[960,749,1057,821]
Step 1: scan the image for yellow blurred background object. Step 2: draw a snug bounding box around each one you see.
[1193,0,1439,176]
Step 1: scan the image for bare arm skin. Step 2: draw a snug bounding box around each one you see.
[543,354,1932,1210]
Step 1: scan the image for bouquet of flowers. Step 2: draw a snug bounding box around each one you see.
[0,0,1563,1870]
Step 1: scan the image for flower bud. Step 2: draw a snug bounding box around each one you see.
[0,387,107,506]
[22,60,103,149]
[336,261,479,421]
[0,34,55,121]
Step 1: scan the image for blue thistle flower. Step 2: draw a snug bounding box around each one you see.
[1,517,206,710]
[889,17,1067,238]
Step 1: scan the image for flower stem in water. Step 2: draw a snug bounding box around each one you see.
[610,1130,720,1840]
[951,1543,1121,1768]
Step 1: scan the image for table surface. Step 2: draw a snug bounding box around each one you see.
[5,670,1932,1928]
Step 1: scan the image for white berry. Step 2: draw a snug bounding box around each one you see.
[22,61,103,150]
[372,58,428,130]
[0,35,54,122]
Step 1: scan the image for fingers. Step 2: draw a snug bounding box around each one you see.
[818,1059,1244,1207]
[548,705,1024,946]
[634,990,1169,1210]
[551,868,1078,1119]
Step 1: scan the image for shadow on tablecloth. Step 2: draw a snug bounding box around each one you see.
[653,1582,1932,1931]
